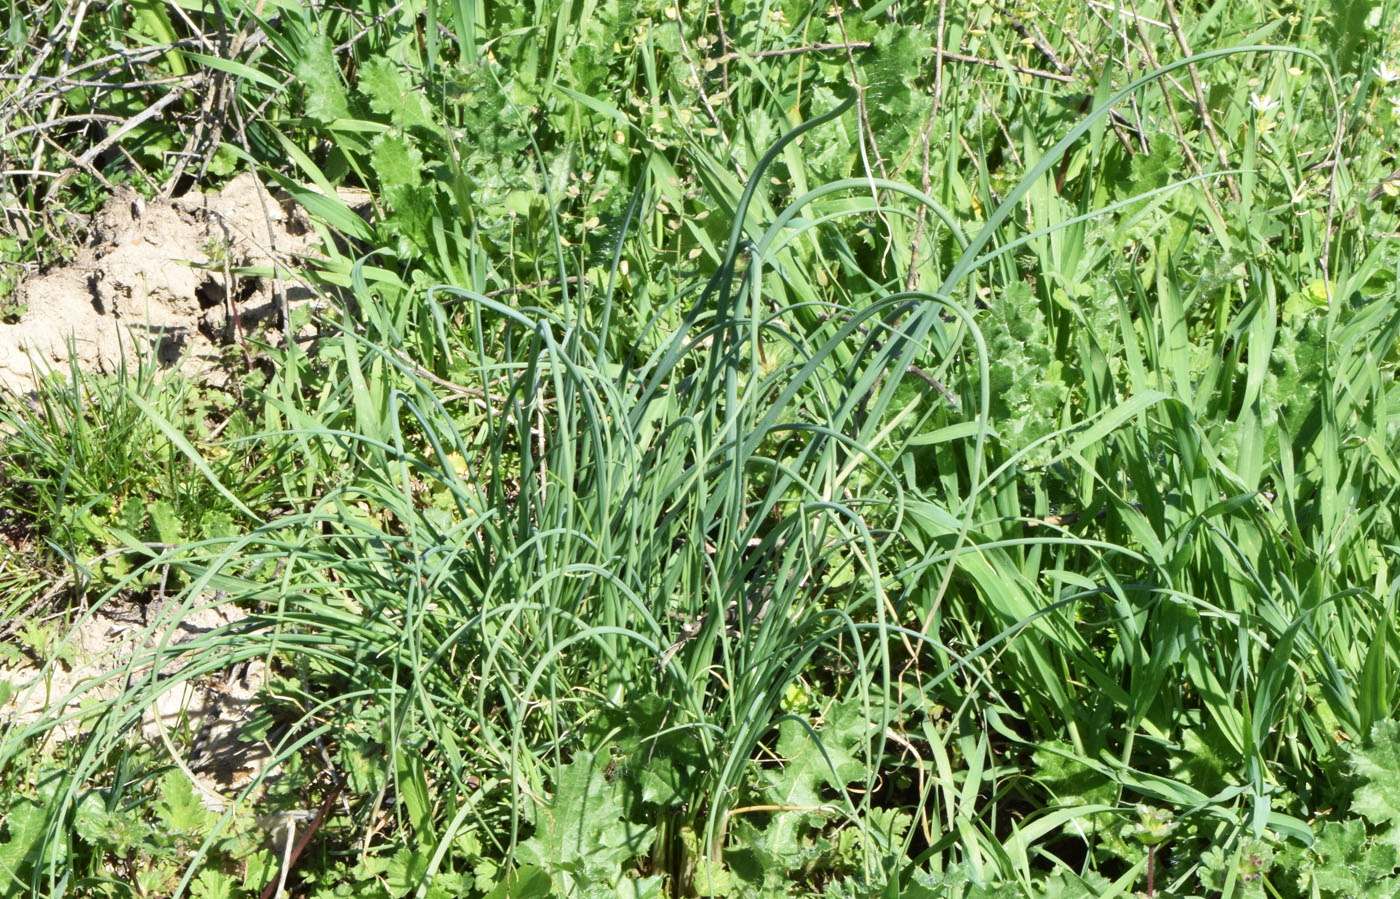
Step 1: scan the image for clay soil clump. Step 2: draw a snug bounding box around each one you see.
[0,173,321,392]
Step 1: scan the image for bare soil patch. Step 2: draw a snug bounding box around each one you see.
[0,173,321,392]
[1,596,270,811]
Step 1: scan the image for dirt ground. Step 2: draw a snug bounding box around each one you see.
[1,597,271,812]
[0,174,330,809]
[0,172,322,393]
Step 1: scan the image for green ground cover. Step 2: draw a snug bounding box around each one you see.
[1,0,1399,896]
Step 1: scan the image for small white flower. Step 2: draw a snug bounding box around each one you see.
[1250,92,1280,115]
[1375,61,1400,85]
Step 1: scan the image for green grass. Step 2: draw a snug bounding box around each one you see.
[1,0,1400,897]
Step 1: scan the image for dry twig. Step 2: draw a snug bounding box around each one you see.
[1160,0,1240,201]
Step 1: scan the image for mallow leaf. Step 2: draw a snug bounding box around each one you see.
[518,752,655,894]
[1354,720,1400,843]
